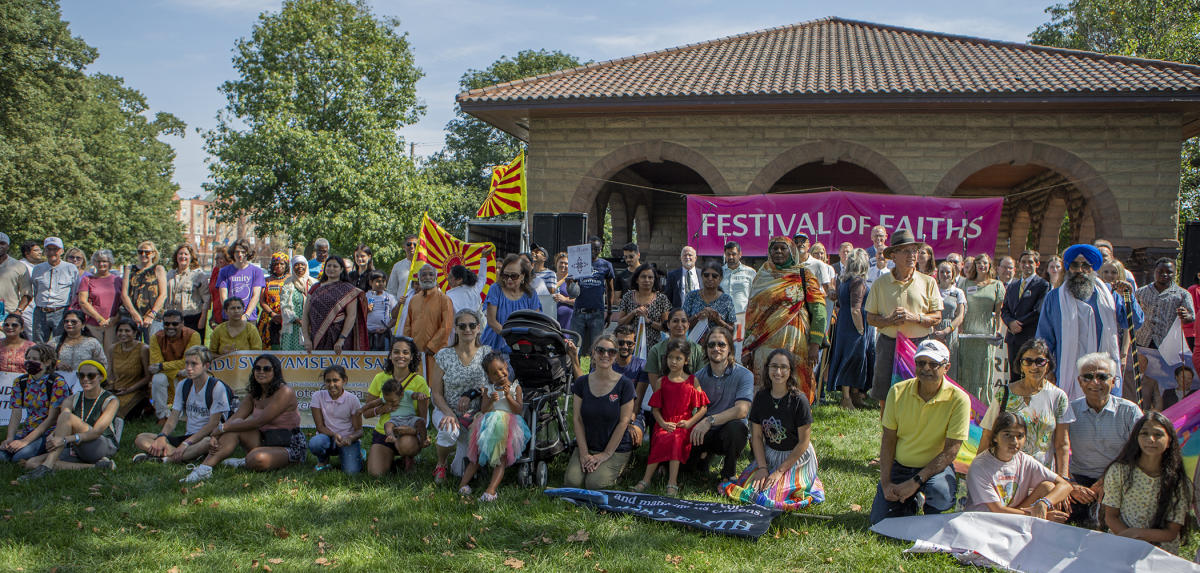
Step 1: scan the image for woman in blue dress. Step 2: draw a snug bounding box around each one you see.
[482,254,542,354]
[827,248,874,409]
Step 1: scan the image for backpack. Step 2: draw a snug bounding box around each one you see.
[180,376,235,421]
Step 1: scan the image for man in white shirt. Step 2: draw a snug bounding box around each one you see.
[720,241,756,315]
[386,234,419,306]
[30,237,79,343]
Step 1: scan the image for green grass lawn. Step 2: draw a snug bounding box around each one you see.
[0,404,1119,572]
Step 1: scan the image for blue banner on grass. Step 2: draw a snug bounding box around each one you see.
[544,488,780,539]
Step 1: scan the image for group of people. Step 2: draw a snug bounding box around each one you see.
[0,229,1197,556]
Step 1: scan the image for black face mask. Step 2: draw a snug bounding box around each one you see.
[24,361,42,376]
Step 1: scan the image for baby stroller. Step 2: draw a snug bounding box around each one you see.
[501,309,579,488]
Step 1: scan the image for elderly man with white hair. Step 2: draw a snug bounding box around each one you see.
[666,245,700,308]
[1035,244,1136,402]
[1065,352,1142,525]
[308,238,331,279]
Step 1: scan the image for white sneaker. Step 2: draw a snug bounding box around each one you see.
[222,458,246,469]
[180,464,212,483]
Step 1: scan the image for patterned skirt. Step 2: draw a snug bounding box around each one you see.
[720,443,824,511]
[467,410,531,468]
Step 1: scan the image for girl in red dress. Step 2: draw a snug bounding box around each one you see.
[633,339,709,496]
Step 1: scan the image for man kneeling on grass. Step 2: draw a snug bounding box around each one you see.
[131,345,230,464]
[870,339,970,525]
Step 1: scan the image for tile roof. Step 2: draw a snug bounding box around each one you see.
[458,17,1200,104]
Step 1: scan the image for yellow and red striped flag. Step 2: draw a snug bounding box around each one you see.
[408,213,497,298]
[476,150,526,217]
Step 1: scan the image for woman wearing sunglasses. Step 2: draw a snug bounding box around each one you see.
[427,308,491,482]
[563,335,636,489]
[0,313,35,373]
[120,241,168,340]
[18,359,119,479]
[979,338,1074,475]
[480,254,541,355]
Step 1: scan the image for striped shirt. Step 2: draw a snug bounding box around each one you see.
[1067,395,1142,479]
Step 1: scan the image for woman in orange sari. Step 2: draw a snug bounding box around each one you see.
[301,255,368,353]
[741,237,827,402]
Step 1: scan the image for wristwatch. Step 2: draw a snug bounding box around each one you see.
[911,474,925,486]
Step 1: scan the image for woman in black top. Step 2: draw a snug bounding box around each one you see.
[563,334,637,489]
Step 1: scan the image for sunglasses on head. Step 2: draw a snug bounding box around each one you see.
[1081,372,1113,382]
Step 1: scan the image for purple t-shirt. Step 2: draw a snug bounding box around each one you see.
[217,264,267,321]
[964,450,1058,511]
[310,389,362,437]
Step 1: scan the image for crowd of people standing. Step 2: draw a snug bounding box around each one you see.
[0,228,1197,557]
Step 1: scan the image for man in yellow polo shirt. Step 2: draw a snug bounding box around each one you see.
[865,229,942,407]
[869,339,969,525]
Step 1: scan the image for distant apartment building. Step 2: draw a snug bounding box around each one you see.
[176,193,294,267]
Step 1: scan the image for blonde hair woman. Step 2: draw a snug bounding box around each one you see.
[120,241,167,340]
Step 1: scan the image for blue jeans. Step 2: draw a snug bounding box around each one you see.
[869,463,957,525]
[308,433,362,474]
[32,307,65,344]
[569,309,607,356]
[0,436,46,463]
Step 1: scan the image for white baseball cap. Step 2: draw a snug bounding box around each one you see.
[914,339,950,364]
[43,237,64,249]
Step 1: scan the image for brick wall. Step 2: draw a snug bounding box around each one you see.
[526,111,1184,269]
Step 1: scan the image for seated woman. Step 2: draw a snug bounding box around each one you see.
[0,344,71,463]
[979,338,1073,474]
[18,360,119,479]
[56,309,107,374]
[209,297,263,357]
[563,335,636,490]
[181,354,305,482]
[965,412,1071,521]
[360,337,429,477]
[308,365,363,474]
[132,345,230,464]
[721,348,824,511]
[1101,412,1192,555]
[107,319,151,418]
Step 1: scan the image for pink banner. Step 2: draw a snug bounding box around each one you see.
[686,191,1004,257]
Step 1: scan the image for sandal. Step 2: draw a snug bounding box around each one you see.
[665,485,679,496]
[631,480,648,492]
[479,492,498,503]
[459,485,472,495]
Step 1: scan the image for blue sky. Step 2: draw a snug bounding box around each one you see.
[59,0,1055,197]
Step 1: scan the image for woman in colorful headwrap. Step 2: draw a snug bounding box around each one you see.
[722,349,823,511]
[258,252,289,349]
[302,255,369,353]
[742,236,827,402]
[278,255,317,351]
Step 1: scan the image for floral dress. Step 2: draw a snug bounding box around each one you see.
[127,265,161,318]
[258,272,287,348]
[433,345,491,417]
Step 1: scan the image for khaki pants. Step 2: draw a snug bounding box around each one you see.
[562,449,631,490]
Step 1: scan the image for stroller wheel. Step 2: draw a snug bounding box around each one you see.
[517,462,533,488]
[535,461,549,488]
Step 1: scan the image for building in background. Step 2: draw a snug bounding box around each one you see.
[176,193,294,267]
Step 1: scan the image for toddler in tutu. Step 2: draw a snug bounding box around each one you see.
[459,352,530,502]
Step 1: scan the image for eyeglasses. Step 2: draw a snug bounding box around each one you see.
[502,272,521,280]
[163,321,182,327]
[456,322,478,330]
[138,249,154,255]
[616,340,635,347]
[1080,372,1113,382]
[702,273,719,279]
[2,323,18,329]
[914,359,945,370]
[253,365,274,373]
[63,319,81,326]
[1020,357,1049,366]
[77,372,102,380]
[593,347,618,357]
[1068,262,1090,271]
[768,364,790,371]
[706,340,728,349]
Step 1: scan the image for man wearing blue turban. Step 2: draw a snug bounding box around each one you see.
[1035,244,1139,401]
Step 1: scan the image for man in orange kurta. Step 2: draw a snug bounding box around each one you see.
[404,264,454,362]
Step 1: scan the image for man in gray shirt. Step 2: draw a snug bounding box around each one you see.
[30,237,79,343]
[0,232,32,326]
[1066,352,1142,525]
[685,327,753,481]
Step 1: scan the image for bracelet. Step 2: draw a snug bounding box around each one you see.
[217,423,224,433]
[1035,497,1053,509]
[73,434,80,443]
[181,440,191,448]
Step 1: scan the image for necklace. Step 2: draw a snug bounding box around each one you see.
[80,391,104,424]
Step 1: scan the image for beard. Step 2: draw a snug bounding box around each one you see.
[1067,271,1095,300]
[419,279,437,290]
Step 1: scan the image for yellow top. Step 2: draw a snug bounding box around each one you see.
[208,322,263,355]
[882,377,970,468]
[864,270,942,338]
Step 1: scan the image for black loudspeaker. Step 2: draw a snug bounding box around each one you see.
[1183,221,1200,288]
[529,212,589,257]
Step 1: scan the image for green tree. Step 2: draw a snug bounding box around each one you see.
[1031,0,1200,239]
[0,0,183,259]
[203,0,425,265]
[425,49,584,218]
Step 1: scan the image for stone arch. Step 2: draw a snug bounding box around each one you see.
[1009,209,1032,257]
[746,139,914,195]
[568,141,732,214]
[934,141,1122,240]
[1039,195,1069,255]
